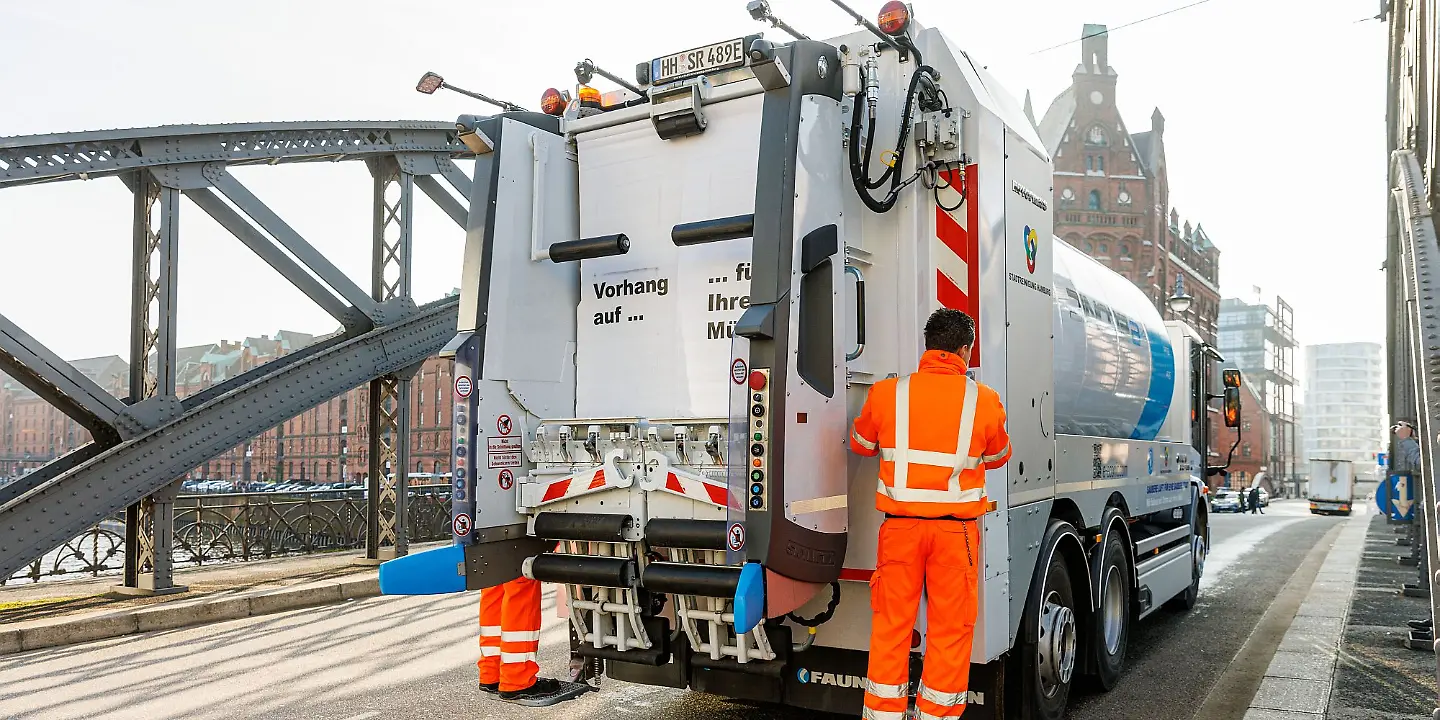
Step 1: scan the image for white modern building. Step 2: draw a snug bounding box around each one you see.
[1303,342,1386,482]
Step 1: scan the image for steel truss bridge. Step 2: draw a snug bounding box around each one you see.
[0,121,476,587]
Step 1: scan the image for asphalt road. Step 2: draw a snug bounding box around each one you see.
[0,500,1339,720]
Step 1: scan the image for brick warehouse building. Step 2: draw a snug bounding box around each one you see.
[0,336,454,486]
[1032,24,1222,343]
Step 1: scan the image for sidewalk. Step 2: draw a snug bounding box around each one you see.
[1245,504,1438,719]
[1326,513,1438,719]
[0,543,442,656]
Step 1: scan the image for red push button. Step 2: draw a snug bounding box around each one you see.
[749,370,767,390]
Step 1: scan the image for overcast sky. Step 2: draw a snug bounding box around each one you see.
[0,0,1387,364]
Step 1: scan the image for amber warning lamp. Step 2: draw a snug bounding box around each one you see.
[577,85,603,109]
[877,1,912,35]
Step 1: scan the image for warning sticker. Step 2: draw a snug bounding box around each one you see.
[488,452,522,469]
[497,415,513,435]
[488,436,523,454]
[727,522,746,552]
[455,375,473,399]
[731,358,748,385]
[452,513,472,536]
[498,469,514,490]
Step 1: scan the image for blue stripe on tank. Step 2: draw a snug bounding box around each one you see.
[1131,329,1175,441]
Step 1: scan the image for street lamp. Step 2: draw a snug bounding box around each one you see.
[1167,272,1193,317]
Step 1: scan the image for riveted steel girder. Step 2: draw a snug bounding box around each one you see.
[0,122,471,188]
[0,313,126,444]
[0,296,459,579]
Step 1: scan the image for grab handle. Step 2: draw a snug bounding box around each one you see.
[845,265,866,362]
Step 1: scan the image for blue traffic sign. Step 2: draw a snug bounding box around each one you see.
[1378,452,1388,468]
[1377,473,1416,521]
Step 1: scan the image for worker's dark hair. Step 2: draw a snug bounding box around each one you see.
[924,309,975,353]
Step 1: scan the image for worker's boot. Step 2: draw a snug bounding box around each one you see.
[1408,618,1434,631]
[498,677,590,707]
[480,682,499,694]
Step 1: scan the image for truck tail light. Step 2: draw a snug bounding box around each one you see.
[877,2,911,35]
[540,88,567,116]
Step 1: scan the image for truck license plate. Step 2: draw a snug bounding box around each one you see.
[652,38,747,84]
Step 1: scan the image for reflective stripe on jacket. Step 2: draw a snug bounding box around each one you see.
[849,349,1011,518]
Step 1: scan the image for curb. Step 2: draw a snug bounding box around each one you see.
[1243,509,1370,719]
[0,574,381,656]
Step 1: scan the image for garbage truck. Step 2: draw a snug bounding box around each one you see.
[380,3,1244,717]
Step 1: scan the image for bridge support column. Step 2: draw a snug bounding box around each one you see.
[121,171,187,595]
[364,156,414,562]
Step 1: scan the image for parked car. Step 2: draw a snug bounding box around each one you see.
[1256,487,1270,507]
[1211,489,1243,513]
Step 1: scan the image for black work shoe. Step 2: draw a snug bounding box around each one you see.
[480,682,500,694]
[1409,618,1435,631]
[499,678,564,701]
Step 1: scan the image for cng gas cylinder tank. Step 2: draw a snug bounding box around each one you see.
[1050,238,1176,440]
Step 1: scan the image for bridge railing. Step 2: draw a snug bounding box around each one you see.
[1,484,452,585]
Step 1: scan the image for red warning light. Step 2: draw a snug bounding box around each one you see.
[877,1,911,36]
[540,88,566,116]
[749,371,767,391]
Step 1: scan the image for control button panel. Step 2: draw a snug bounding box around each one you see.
[748,369,770,511]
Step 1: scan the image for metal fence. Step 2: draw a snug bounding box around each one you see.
[3,484,452,585]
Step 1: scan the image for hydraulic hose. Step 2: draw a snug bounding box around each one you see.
[849,65,939,213]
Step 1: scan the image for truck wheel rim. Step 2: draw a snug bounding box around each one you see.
[1193,536,1207,578]
[1038,591,1077,695]
[1102,565,1124,655]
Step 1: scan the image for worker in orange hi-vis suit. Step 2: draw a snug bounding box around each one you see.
[849,309,1012,720]
[478,576,562,703]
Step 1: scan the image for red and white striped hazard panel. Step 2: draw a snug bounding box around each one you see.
[654,466,730,508]
[537,466,621,505]
[933,164,981,368]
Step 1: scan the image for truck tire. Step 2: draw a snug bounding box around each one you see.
[1016,532,1079,720]
[1091,531,1130,691]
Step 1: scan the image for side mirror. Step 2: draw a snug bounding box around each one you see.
[1223,387,1241,428]
[1222,368,1241,389]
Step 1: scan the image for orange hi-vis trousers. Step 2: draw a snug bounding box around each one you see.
[864,516,981,720]
[478,576,542,692]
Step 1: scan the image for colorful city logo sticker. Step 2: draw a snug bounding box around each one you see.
[452,513,472,536]
[1023,225,1039,274]
[498,468,514,490]
[454,375,472,399]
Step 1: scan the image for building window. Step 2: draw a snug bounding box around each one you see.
[1088,190,1101,210]
[1086,156,1093,172]
[1097,155,1104,174]
[326,461,333,480]
[1098,242,1109,255]
[1120,243,1131,257]
[1086,125,1108,146]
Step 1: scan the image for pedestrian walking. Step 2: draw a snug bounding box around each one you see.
[850,309,1011,720]
[1249,486,1263,514]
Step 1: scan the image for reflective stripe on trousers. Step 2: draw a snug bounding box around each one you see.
[477,577,542,692]
[867,518,981,720]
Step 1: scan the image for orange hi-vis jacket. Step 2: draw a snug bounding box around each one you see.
[850,350,1011,518]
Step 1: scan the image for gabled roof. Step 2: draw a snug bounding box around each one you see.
[1130,131,1153,175]
[1036,86,1076,157]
